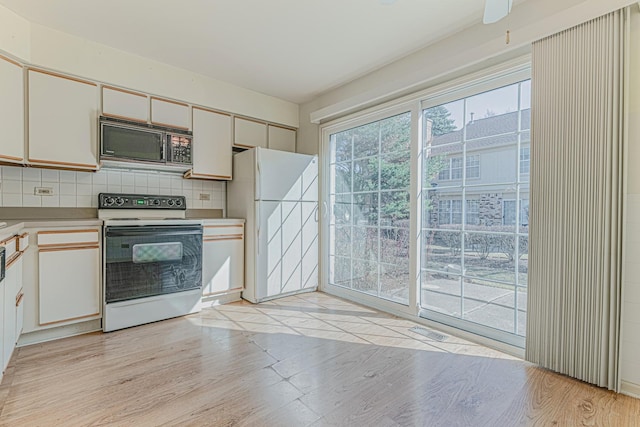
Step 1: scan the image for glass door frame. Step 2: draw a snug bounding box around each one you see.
[418,68,531,348]
[319,100,421,317]
[318,58,531,349]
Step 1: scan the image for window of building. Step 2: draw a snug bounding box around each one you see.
[466,155,480,179]
[503,199,529,226]
[520,147,530,175]
[466,200,480,225]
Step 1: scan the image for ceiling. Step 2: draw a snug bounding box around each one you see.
[0,0,500,104]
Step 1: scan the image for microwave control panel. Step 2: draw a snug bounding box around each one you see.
[168,134,192,165]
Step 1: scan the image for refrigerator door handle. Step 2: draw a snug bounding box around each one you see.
[256,157,261,200]
[256,208,261,256]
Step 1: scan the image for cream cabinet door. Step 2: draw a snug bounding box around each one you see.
[3,254,20,372]
[28,70,99,170]
[151,97,190,129]
[202,224,244,296]
[38,246,100,325]
[268,125,296,152]
[234,117,267,149]
[0,56,24,165]
[188,107,232,180]
[102,86,149,123]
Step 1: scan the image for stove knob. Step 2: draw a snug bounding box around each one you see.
[115,197,125,206]
[167,199,175,206]
[104,196,114,206]
[175,199,183,207]
[153,199,160,206]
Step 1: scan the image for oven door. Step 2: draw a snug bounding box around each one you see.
[104,225,202,303]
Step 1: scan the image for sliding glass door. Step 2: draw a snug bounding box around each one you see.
[327,110,412,305]
[321,69,530,347]
[420,80,530,346]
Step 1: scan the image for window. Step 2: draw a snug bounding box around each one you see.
[437,156,476,181]
[450,158,463,180]
[466,155,480,179]
[466,200,480,225]
[323,68,530,348]
[438,199,462,225]
[520,147,530,175]
[422,79,530,345]
[503,199,529,226]
[328,111,411,305]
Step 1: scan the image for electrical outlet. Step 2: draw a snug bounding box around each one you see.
[199,193,211,201]
[35,187,54,196]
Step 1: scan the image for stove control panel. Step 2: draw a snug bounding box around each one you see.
[99,193,186,210]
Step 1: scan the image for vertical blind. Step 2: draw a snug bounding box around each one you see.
[526,8,629,390]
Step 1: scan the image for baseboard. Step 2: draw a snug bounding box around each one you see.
[18,319,102,347]
[201,291,242,308]
[620,380,640,398]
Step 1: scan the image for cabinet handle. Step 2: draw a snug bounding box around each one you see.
[15,293,24,307]
[39,244,99,253]
[6,252,22,269]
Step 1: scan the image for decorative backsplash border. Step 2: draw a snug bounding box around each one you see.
[0,166,226,211]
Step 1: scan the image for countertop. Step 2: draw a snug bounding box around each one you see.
[0,217,245,236]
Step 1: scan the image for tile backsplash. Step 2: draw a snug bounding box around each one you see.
[0,166,226,211]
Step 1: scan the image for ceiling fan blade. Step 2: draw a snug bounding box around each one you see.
[483,0,513,24]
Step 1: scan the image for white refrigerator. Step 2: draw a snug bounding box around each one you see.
[227,148,318,303]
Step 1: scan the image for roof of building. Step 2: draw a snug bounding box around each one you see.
[429,108,530,155]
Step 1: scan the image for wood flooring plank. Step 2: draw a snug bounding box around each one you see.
[0,292,638,426]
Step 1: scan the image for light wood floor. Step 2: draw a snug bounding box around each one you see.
[0,292,638,426]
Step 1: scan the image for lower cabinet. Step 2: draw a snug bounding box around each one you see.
[3,254,21,372]
[37,230,100,325]
[202,221,244,297]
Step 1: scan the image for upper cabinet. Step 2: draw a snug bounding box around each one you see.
[151,97,190,130]
[234,117,267,149]
[0,55,24,165]
[186,107,232,180]
[28,69,99,171]
[268,125,296,153]
[102,86,149,123]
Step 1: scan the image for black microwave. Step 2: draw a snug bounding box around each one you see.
[99,116,193,170]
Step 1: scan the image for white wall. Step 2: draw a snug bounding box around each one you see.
[0,4,29,60]
[298,0,637,155]
[0,5,298,128]
[620,8,640,397]
[0,165,226,211]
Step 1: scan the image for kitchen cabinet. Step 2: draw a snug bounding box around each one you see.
[268,125,296,153]
[3,253,21,372]
[234,117,267,149]
[185,107,233,180]
[151,97,190,130]
[202,221,244,298]
[37,229,100,326]
[0,55,25,165]
[28,69,99,171]
[102,85,149,123]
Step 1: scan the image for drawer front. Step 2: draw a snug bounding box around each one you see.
[1,235,18,259]
[17,232,29,252]
[37,229,99,247]
[203,224,244,240]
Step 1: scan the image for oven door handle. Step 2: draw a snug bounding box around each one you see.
[106,229,203,238]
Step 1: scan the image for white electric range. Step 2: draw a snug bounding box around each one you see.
[98,193,203,332]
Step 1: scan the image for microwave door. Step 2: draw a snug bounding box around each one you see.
[101,123,165,163]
